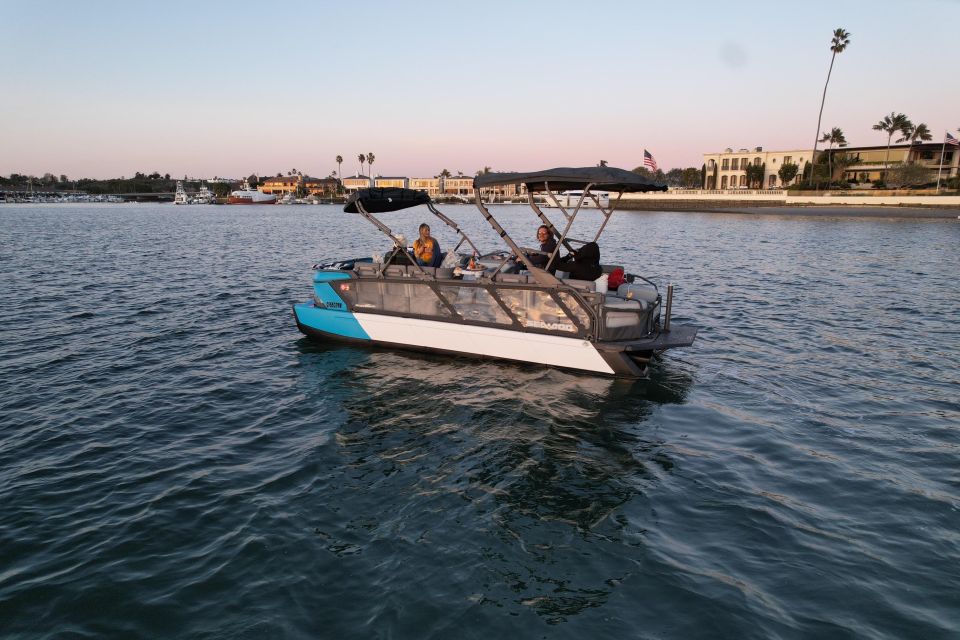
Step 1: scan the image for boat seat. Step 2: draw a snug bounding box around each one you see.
[563,278,596,292]
[616,282,658,303]
[604,295,647,311]
[603,295,646,328]
[384,265,412,277]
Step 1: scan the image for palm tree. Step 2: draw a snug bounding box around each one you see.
[335,155,343,186]
[366,153,375,177]
[897,122,932,163]
[598,160,608,167]
[357,154,365,178]
[819,127,848,187]
[809,28,851,186]
[872,112,913,180]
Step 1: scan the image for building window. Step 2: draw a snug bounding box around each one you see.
[731,158,739,170]
[754,157,761,166]
[721,175,728,188]
[784,156,792,164]
[721,159,729,170]
[768,175,776,187]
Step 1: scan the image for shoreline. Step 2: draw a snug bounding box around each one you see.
[613,200,960,218]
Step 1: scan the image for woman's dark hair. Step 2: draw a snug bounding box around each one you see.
[419,223,430,233]
[537,225,550,234]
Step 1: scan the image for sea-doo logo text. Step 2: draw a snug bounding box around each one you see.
[525,319,575,332]
[324,301,344,309]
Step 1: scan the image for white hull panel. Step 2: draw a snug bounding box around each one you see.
[353,313,615,375]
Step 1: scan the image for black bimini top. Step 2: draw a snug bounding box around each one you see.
[344,188,431,213]
[473,166,667,193]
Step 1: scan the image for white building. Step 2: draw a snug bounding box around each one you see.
[702,147,815,189]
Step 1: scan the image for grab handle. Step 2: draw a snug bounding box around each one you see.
[663,283,673,332]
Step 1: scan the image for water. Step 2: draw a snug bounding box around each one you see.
[1,203,958,639]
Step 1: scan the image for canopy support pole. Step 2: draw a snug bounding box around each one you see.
[427,202,482,257]
[355,201,428,277]
[543,181,593,272]
[473,188,560,286]
[526,195,575,253]
[591,192,622,243]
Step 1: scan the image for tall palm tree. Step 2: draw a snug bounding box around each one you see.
[872,112,913,180]
[819,127,847,187]
[366,153,375,177]
[357,154,365,179]
[809,28,851,186]
[335,155,343,188]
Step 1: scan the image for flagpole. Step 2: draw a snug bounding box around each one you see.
[935,135,947,193]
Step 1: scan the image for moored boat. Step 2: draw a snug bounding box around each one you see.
[227,179,277,205]
[541,190,611,208]
[293,167,697,377]
[174,181,189,205]
[193,183,214,204]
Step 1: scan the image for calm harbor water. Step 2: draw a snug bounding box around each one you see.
[1,203,958,639]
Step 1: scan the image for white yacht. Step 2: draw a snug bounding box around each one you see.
[541,190,610,208]
[174,181,189,205]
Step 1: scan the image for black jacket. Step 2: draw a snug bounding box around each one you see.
[527,237,557,269]
[557,242,602,281]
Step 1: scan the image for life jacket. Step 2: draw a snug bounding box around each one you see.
[413,237,436,265]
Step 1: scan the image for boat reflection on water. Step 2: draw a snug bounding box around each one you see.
[294,340,693,623]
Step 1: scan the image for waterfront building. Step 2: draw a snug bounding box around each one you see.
[829,143,957,184]
[261,175,338,196]
[703,143,959,189]
[409,177,442,197]
[374,177,409,189]
[342,175,372,193]
[443,176,474,196]
[702,147,814,189]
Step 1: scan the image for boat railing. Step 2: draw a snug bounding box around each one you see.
[338,262,657,342]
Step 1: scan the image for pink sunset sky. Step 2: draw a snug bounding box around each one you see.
[3,0,959,180]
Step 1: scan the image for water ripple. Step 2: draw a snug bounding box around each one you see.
[0,204,958,638]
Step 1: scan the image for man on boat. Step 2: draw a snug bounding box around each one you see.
[413,223,442,267]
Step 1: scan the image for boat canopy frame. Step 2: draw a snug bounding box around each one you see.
[341,167,666,286]
[344,188,484,278]
[472,166,666,283]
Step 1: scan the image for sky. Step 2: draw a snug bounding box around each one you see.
[3,0,959,180]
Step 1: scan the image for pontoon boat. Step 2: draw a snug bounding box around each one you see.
[293,167,697,377]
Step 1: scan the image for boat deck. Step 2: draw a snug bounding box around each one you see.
[596,325,698,352]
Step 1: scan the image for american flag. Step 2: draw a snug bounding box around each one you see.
[946,132,959,146]
[643,149,658,171]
